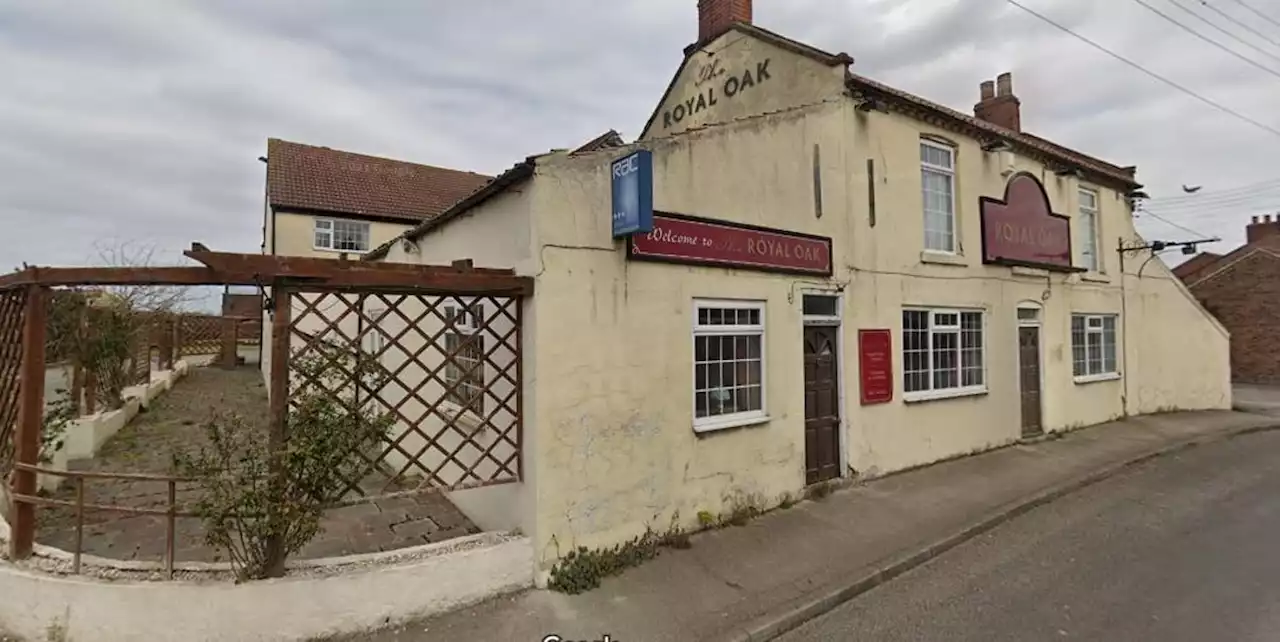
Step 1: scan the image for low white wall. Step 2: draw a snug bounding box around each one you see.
[446,484,522,532]
[38,365,189,493]
[0,534,533,642]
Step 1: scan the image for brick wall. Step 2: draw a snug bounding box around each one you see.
[1187,250,1280,384]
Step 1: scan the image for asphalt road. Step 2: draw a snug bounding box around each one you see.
[778,429,1280,642]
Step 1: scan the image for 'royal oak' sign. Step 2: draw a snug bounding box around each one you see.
[628,213,832,276]
[979,172,1081,272]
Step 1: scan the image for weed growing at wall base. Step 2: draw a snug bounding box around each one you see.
[548,523,689,595]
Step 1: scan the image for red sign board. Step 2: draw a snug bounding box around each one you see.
[858,329,893,405]
[628,213,833,276]
[979,173,1078,272]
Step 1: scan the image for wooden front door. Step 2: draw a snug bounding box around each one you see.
[804,325,841,484]
[1018,326,1043,437]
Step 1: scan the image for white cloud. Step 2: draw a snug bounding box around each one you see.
[0,0,1277,271]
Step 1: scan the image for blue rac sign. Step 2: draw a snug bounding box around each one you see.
[611,150,654,238]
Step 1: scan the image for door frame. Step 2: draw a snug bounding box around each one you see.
[802,290,846,481]
[1016,302,1044,436]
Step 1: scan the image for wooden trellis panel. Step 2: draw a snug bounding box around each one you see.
[285,288,523,498]
[0,288,26,475]
[176,314,221,356]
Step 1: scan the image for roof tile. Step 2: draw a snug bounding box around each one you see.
[266,139,492,222]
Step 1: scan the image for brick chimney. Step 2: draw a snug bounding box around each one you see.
[1247,213,1280,244]
[699,0,752,43]
[974,72,1022,132]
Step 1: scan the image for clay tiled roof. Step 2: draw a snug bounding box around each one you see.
[1172,251,1223,282]
[266,138,492,222]
[1184,236,1280,289]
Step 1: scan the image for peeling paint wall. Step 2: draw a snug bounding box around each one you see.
[522,75,1228,567]
[640,29,846,140]
[370,31,1228,573]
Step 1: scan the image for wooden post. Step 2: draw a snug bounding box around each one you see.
[219,317,238,369]
[173,316,184,361]
[10,285,46,560]
[264,286,291,577]
[84,368,97,415]
[69,360,83,416]
[158,317,174,371]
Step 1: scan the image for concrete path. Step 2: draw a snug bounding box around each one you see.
[779,429,1280,642]
[335,409,1279,642]
[1232,383,1280,416]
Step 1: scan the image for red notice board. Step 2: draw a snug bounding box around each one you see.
[858,329,893,405]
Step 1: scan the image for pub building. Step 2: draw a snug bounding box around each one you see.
[368,0,1230,579]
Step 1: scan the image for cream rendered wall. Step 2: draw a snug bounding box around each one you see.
[273,210,412,259]
[377,188,535,535]
[841,105,1228,474]
[640,29,846,140]
[521,56,1227,570]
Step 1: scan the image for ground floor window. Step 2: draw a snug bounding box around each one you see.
[444,303,485,414]
[902,307,985,398]
[693,299,765,430]
[1071,314,1117,378]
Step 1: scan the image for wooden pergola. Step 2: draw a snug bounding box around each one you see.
[0,247,533,565]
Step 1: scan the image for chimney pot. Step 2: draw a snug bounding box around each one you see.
[975,72,1022,132]
[698,0,752,43]
[980,80,995,100]
[1247,213,1280,243]
[996,72,1013,97]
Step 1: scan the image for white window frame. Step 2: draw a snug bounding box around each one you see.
[442,302,485,421]
[313,218,371,253]
[1071,313,1119,382]
[692,299,768,433]
[1078,187,1101,272]
[902,307,987,402]
[920,140,957,254]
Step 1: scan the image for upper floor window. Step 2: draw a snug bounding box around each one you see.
[1078,188,1100,272]
[920,141,956,253]
[314,218,371,252]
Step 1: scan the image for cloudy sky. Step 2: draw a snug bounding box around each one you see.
[2,0,1279,274]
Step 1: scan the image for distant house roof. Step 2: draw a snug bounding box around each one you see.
[1172,252,1223,282]
[1184,237,1280,289]
[266,138,492,223]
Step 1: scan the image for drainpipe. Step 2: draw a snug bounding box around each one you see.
[1118,236,1130,416]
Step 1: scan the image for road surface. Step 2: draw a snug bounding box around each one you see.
[779,429,1280,642]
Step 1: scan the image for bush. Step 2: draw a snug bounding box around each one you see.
[175,350,393,580]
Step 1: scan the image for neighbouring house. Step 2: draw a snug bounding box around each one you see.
[1175,214,1280,384]
[363,0,1230,582]
[258,139,492,382]
[261,138,492,259]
